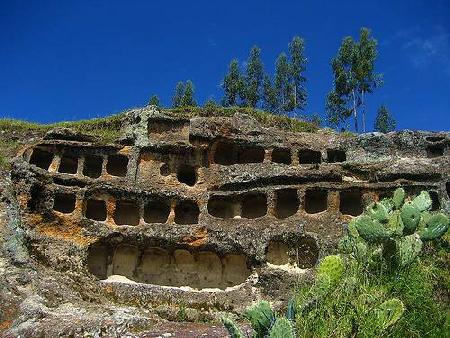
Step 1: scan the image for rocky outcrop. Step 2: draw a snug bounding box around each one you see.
[0,106,449,336]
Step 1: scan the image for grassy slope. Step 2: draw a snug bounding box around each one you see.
[0,106,320,168]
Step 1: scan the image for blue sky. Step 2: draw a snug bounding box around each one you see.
[1,0,449,131]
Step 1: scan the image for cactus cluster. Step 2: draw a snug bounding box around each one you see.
[340,188,449,268]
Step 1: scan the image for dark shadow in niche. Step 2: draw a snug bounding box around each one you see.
[86,199,107,221]
[174,200,199,224]
[265,235,319,268]
[144,200,170,223]
[83,155,103,178]
[106,154,128,177]
[27,184,43,211]
[298,149,321,164]
[326,149,346,163]
[208,195,240,219]
[214,142,235,165]
[272,148,292,164]
[177,164,197,186]
[114,201,140,225]
[58,155,78,174]
[53,192,76,213]
[297,236,320,268]
[275,189,299,219]
[87,245,108,279]
[305,189,328,214]
[429,191,440,211]
[340,190,363,216]
[447,182,450,199]
[426,145,444,158]
[241,193,267,219]
[160,163,170,176]
[29,148,53,170]
[236,145,265,164]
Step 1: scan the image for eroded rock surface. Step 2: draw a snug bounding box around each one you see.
[1,106,449,337]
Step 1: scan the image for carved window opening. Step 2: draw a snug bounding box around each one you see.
[83,155,103,178]
[213,141,265,165]
[340,190,363,216]
[177,164,197,186]
[447,182,450,199]
[326,149,346,163]
[241,193,267,219]
[429,191,440,211]
[426,145,444,158]
[29,148,53,170]
[275,189,299,219]
[86,199,107,221]
[213,142,234,165]
[87,245,108,279]
[106,154,128,177]
[305,189,328,214]
[272,148,292,164]
[298,149,321,164]
[58,155,78,174]
[266,236,319,268]
[174,200,199,224]
[53,192,76,214]
[144,200,170,223]
[207,196,240,219]
[236,145,265,164]
[114,201,140,226]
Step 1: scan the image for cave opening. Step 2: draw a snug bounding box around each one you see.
[326,149,346,163]
[236,145,265,164]
[58,155,78,174]
[174,200,199,224]
[298,149,321,164]
[304,189,328,214]
[112,245,139,278]
[29,148,53,170]
[429,191,440,211]
[83,155,103,178]
[447,182,450,199]
[106,154,128,177]
[272,148,292,165]
[53,192,76,214]
[340,190,363,216]
[213,142,235,165]
[177,164,197,186]
[144,200,170,223]
[85,199,107,221]
[87,245,108,279]
[114,200,140,226]
[275,189,299,219]
[241,193,267,219]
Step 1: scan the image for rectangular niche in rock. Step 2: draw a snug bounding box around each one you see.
[447,182,450,199]
[106,154,128,177]
[207,195,240,219]
[29,148,54,170]
[174,200,199,225]
[304,189,328,214]
[114,200,140,226]
[85,199,107,221]
[241,193,267,219]
[83,155,103,178]
[426,144,444,158]
[53,192,76,214]
[213,141,265,165]
[326,149,346,163]
[275,189,299,219]
[236,145,265,164]
[144,200,170,223]
[298,149,321,164]
[339,190,363,216]
[272,148,292,165]
[58,155,78,174]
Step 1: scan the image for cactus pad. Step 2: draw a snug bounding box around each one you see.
[412,191,432,212]
[401,202,421,234]
[393,188,405,209]
[355,215,390,242]
[419,213,450,241]
[397,234,422,267]
[269,317,295,338]
[367,202,389,223]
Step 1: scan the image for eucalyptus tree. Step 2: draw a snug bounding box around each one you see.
[172,82,185,108]
[244,46,264,108]
[222,59,245,106]
[288,36,307,111]
[326,27,382,132]
[181,80,197,107]
[274,52,291,112]
[148,95,160,107]
[374,105,396,133]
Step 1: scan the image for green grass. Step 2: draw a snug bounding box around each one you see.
[293,244,449,338]
[165,106,319,133]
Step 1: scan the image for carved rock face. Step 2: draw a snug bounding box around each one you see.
[2,106,449,336]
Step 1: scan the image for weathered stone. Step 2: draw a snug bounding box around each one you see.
[0,106,449,336]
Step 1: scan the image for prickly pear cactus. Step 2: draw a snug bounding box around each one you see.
[244,300,275,338]
[316,254,344,289]
[221,316,244,338]
[269,317,295,338]
[340,188,449,269]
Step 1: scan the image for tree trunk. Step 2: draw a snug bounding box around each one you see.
[361,90,366,133]
[352,90,358,132]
